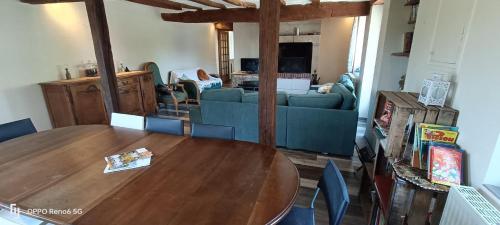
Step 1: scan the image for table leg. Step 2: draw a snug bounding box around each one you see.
[402,187,416,225]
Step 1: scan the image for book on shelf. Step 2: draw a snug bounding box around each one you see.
[412,123,459,169]
[428,144,463,186]
[104,148,153,173]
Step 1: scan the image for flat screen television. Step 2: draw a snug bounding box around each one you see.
[241,58,259,73]
[278,43,312,73]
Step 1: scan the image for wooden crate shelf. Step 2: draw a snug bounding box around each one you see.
[371,91,459,158]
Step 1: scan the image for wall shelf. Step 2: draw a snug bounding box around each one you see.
[404,0,419,6]
[391,52,410,57]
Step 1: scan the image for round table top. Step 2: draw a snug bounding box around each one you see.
[0,125,299,225]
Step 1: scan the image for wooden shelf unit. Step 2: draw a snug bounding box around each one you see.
[367,91,459,225]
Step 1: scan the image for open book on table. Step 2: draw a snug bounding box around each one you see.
[104,148,153,173]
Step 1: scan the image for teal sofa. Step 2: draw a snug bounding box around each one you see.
[189,84,358,156]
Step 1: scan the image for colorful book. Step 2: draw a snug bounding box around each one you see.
[104,148,153,173]
[412,123,459,169]
[429,145,463,186]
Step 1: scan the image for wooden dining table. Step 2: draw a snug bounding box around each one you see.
[0,125,299,225]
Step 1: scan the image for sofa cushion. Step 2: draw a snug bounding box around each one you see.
[288,93,342,109]
[331,83,356,110]
[337,74,355,92]
[171,68,200,82]
[201,88,244,102]
[242,91,288,105]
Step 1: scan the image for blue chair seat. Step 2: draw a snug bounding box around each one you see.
[279,160,349,225]
[278,206,315,225]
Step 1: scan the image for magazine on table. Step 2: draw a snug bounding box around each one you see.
[104,148,153,173]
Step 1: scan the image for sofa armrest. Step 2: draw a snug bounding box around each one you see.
[189,105,203,124]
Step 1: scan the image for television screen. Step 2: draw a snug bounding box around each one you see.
[241,58,259,73]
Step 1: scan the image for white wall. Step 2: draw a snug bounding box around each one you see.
[318,17,354,84]
[0,0,218,131]
[364,0,413,137]
[358,5,383,119]
[232,18,353,84]
[404,0,500,186]
[233,23,260,73]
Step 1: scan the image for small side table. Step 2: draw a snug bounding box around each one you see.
[391,161,449,225]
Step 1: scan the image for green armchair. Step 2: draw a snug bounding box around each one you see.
[144,62,188,116]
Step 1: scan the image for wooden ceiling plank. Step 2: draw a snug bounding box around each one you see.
[128,0,183,10]
[222,0,256,8]
[161,1,371,23]
[189,0,227,9]
[20,0,82,3]
[169,1,203,10]
[311,0,320,6]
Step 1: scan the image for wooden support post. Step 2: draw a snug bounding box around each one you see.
[258,0,280,147]
[85,0,120,118]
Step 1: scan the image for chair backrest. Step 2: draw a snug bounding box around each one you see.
[144,62,165,87]
[318,160,350,225]
[145,116,184,136]
[0,118,37,143]
[110,113,144,130]
[191,123,235,140]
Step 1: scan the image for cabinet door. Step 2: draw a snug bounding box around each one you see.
[118,79,144,115]
[41,84,76,128]
[139,73,157,115]
[429,0,475,67]
[69,82,108,125]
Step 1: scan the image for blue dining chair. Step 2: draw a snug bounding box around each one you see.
[145,116,184,136]
[190,123,235,140]
[279,160,350,225]
[0,118,37,143]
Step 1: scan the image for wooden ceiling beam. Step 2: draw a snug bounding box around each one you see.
[311,0,320,6]
[189,0,226,9]
[161,1,371,23]
[128,0,182,10]
[222,0,256,8]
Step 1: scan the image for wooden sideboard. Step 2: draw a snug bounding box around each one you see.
[40,71,156,128]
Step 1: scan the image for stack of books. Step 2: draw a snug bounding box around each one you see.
[411,123,464,186]
[104,148,153,173]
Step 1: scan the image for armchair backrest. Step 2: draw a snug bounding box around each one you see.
[144,62,165,87]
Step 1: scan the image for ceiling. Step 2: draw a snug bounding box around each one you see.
[170,0,368,10]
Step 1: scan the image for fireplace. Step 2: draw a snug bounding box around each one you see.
[278,42,313,73]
